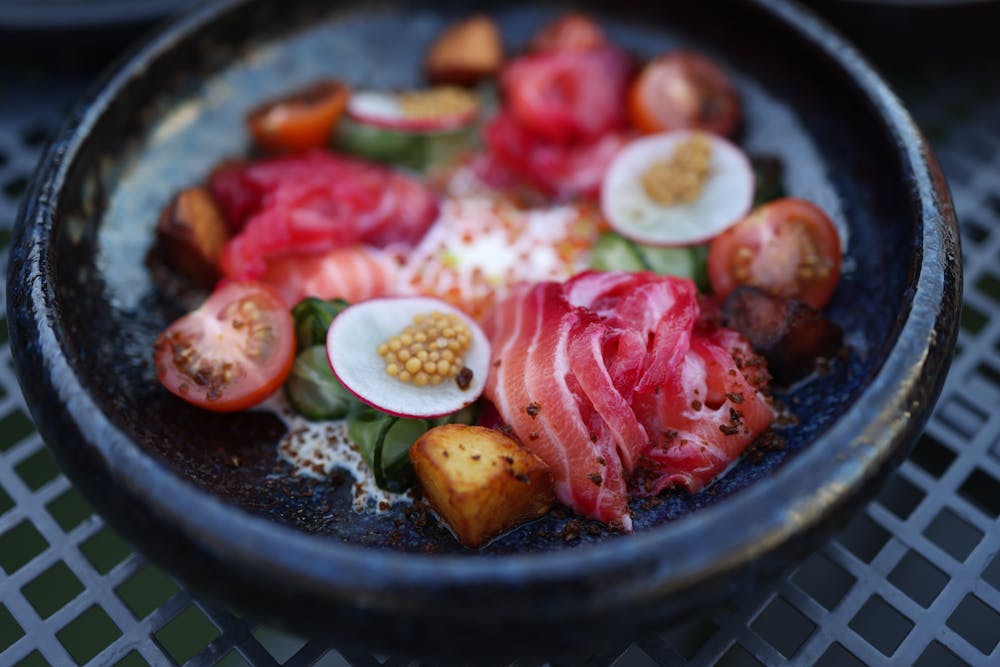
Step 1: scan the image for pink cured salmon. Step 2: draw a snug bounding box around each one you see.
[216,150,438,280]
[485,271,773,528]
[259,245,399,308]
[487,282,631,527]
[633,329,775,495]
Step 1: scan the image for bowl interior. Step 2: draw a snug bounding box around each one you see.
[48,0,913,554]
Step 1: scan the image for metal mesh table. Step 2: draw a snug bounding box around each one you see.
[2,14,1000,667]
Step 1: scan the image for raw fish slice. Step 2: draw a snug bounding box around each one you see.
[521,287,631,526]
[217,150,437,279]
[260,245,398,307]
[486,283,631,527]
[635,331,774,494]
[567,322,648,473]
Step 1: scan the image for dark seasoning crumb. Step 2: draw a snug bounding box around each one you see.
[455,366,474,390]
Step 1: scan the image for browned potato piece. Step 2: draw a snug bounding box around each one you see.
[156,186,231,287]
[410,424,555,548]
[424,15,503,86]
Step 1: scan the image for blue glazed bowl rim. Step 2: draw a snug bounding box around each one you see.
[10,0,959,600]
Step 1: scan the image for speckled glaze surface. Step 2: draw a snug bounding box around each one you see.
[7,0,960,658]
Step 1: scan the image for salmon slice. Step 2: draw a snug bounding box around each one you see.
[485,271,774,526]
[259,245,399,307]
[486,282,632,528]
[635,329,775,495]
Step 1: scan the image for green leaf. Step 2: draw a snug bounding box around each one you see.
[291,297,348,350]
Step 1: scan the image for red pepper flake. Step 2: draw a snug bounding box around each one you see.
[691,399,703,411]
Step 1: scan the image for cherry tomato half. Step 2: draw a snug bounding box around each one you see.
[529,13,607,53]
[247,79,349,153]
[153,282,296,412]
[707,198,842,310]
[628,52,741,137]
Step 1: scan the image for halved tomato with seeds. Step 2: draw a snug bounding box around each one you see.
[153,282,295,412]
[247,79,350,153]
[628,51,741,137]
[707,197,842,310]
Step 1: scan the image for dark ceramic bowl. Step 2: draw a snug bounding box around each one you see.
[7,0,960,659]
[801,0,1000,57]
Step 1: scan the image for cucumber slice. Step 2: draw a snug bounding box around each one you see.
[589,232,711,291]
[589,232,646,272]
[285,345,358,420]
[636,243,710,291]
[335,117,474,171]
[348,409,423,489]
[291,297,348,351]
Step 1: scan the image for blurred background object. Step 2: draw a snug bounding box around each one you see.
[803,0,1000,60]
[0,0,192,55]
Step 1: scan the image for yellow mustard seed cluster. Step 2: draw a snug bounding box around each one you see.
[377,311,472,386]
[399,87,478,120]
[641,133,714,206]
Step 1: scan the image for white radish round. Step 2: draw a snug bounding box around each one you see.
[601,130,755,246]
[347,90,478,132]
[326,296,491,419]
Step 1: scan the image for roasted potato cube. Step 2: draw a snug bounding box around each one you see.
[156,186,230,287]
[410,424,555,548]
[424,15,503,86]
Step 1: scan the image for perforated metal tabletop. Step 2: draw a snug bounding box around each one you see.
[2,9,1000,667]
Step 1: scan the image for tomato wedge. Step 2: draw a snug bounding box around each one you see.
[153,282,296,411]
[628,52,741,137]
[707,198,842,310]
[247,79,350,153]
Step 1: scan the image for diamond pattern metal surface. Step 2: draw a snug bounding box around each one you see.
[2,17,1000,667]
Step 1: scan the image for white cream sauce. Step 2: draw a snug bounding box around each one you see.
[257,395,414,513]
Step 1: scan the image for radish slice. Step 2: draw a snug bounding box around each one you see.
[327,296,491,419]
[601,130,754,246]
[347,89,479,132]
